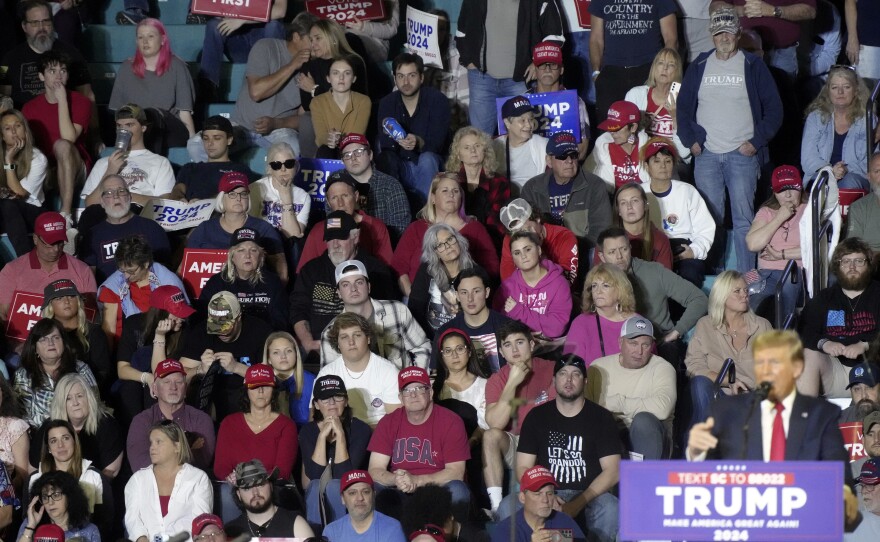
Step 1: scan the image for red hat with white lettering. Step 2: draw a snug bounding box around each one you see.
[532,41,563,66]
[340,469,373,493]
[149,285,195,319]
[398,366,430,390]
[771,165,803,193]
[598,101,641,132]
[218,171,250,193]
[520,465,558,492]
[339,133,370,151]
[155,358,186,379]
[244,364,276,389]
[33,524,64,542]
[34,212,67,245]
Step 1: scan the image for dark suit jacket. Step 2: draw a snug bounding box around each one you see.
[707,392,849,469]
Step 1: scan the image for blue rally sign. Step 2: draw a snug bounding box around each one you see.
[619,461,843,542]
[495,90,581,142]
[294,157,345,224]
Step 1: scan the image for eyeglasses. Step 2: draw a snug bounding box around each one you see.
[40,491,64,503]
[537,63,561,72]
[441,344,468,357]
[269,159,297,170]
[26,18,53,27]
[341,148,368,161]
[400,385,430,398]
[836,257,868,268]
[225,190,250,201]
[101,188,130,199]
[318,396,345,405]
[37,334,63,345]
[194,532,225,542]
[434,236,458,252]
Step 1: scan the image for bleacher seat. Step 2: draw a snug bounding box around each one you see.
[168,147,192,167]
[97,0,192,25]
[205,103,235,119]
[87,62,120,105]
[0,235,16,266]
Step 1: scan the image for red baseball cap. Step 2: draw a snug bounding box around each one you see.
[339,133,370,151]
[398,366,430,390]
[218,171,250,193]
[35,212,68,245]
[532,41,563,66]
[408,525,445,542]
[340,469,373,493]
[642,138,678,161]
[244,364,276,389]
[192,513,224,536]
[771,165,803,193]
[149,285,195,319]
[520,465,558,492]
[34,524,65,542]
[155,358,186,379]
[598,101,641,132]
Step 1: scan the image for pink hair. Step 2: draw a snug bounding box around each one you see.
[131,18,172,78]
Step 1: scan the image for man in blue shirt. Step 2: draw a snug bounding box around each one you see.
[492,465,586,542]
[322,470,406,541]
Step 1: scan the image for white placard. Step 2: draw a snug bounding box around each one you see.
[140,198,216,231]
[405,6,443,69]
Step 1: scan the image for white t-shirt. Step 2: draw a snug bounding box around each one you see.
[19,148,48,207]
[249,176,311,230]
[316,352,401,426]
[498,134,549,188]
[438,376,489,430]
[82,149,175,198]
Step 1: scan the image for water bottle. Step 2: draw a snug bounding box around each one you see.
[382,118,408,141]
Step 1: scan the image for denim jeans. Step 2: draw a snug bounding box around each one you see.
[186,126,301,163]
[375,150,441,210]
[466,70,526,135]
[564,31,596,105]
[497,490,618,542]
[748,267,803,324]
[627,412,671,460]
[767,44,798,78]
[689,375,716,429]
[304,479,346,529]
[694,148,760,273]
[201,18,285,85]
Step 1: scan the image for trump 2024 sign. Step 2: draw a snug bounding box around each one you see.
[620,461,843,541]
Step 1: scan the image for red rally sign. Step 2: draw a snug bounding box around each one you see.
[5,292,96,342]
[840,422,868,462]
[181,249,229,299]
[306,0,386,23]
[191,0,273,22]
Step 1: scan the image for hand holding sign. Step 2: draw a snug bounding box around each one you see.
[405,6,443,69]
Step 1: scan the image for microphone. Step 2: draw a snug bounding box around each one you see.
[714,358,735,387]
[741,382,773,459]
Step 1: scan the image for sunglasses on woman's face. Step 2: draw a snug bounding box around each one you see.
[269,159,297,171]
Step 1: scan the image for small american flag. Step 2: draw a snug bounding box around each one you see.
[327,218,341,228]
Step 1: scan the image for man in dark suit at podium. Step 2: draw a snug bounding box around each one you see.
[687,329,848,462]
[687,330,860,529]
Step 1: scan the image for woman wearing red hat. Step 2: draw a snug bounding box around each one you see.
[745,164,807,320]
[591,101,651,191]
[214,364,298,521]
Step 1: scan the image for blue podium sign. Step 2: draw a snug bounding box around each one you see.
[620,461,843,542]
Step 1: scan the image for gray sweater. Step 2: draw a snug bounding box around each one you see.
[629,257,708,336]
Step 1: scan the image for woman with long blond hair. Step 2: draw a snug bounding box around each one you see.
[0,109,48,255]
[295,18,368,110]
[262,331,315,426]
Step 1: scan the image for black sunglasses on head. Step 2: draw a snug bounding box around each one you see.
[269,159,297,170]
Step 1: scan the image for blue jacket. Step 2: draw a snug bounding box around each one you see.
[677,49,782,163]
[801,109,869,180]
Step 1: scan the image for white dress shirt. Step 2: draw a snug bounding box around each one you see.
[760,389,797,462]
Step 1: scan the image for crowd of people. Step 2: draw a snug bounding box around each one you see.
[1,0,880,540]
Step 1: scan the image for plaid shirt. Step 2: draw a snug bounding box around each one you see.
[320,298,431,370]
[15,361,98,427]
[359,169,412,243]
[460,167,511,243]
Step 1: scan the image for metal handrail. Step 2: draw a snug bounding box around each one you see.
[774,259,799,329]
[782,313,795,330]
[810,170,833,297]
[868,78,880,163]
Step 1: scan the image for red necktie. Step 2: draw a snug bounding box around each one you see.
[770,402,786,461]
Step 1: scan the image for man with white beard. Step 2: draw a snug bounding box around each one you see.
[77,174,170,282]
[0,0,95,109]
